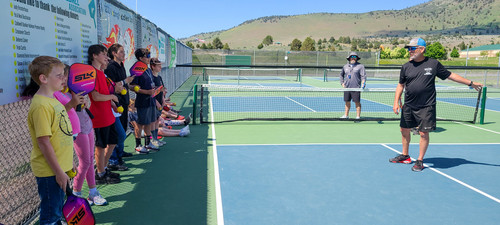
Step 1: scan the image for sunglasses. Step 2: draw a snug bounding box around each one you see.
[349,56,357,59]
[407,47,418,51]
[146,53,151,58]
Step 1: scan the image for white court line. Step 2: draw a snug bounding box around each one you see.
[255,83,264,87]
[285,96,317,112]
[381,144,500,204]
[217,143,500,147]
[454,121,500,135]
[210,96,225,225]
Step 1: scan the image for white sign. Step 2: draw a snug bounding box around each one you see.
[1,0,97,105]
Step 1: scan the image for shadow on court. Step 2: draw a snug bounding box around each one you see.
[425,157,500,169]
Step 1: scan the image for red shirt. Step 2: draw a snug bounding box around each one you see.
[89,69,114,128]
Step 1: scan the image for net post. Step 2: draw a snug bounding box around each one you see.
[323,69,327,82]
[192,84,198,125]
[238,68,241,85]
[200,85,205,123]
[202,67,206,81]
[480,86,487,124]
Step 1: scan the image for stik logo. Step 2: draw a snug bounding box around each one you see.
[69,205,86,225]
[134,66,146,71]
[73,71,95,83]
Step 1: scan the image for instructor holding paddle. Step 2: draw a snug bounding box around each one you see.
[390,38,483,172]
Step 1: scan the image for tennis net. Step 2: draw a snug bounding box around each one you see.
[195,84,483,123]
[203,67,302,82]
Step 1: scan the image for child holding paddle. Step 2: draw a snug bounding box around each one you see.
[87,44,121,184]
[27,56,74,224]
[130,48,160,152]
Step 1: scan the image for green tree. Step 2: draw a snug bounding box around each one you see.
[262,35,273,46]
[458,41,467,50]
[290,38,302,51]
[207,43,214,49]
[223,43,230,50]
[351,43,358,51]
[186,41,195,49]
[317,39,323,45]
[425,42,447,60]
[450,47,460,58]
[328,44,336,51]
[200,43,207,49]
[212,37,223,49]
[196,44,200,48]
[257,43,264,49]
[329,36,335,43]
[301,37,316,51]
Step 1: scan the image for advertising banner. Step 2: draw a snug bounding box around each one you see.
[100,1,136,73]
[169,37,176,68]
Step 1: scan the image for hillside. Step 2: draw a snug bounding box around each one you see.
[182,0,500,49]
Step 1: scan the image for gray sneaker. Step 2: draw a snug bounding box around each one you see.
[412,160,425,172]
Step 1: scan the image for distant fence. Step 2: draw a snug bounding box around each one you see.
[192,49,379,77]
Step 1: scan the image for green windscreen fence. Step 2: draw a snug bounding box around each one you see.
[225,55,252,66]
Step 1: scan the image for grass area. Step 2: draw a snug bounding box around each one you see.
[380,57,500,67]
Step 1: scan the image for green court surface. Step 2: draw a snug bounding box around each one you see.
[83,75,500,225]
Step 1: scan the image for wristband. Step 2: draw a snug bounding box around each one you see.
[468,81,473,86]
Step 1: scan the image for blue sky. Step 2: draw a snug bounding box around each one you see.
[118,0,430,39]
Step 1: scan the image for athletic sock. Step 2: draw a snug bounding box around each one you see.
[145,136,151,146]
[89,188,98,196]
[152,129,158,140]
[135,138,141,147]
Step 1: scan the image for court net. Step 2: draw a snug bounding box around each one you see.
[203,67,302,82]
[194,84,483,123]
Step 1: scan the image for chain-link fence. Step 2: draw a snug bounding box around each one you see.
[0,99,39,225]
[192,49,379,76]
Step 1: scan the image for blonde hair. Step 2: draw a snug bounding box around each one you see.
[28,56,64,85]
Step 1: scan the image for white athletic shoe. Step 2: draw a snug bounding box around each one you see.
[340,115,349,119]
[88,192,108,206]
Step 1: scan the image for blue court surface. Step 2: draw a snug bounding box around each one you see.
[209,76,288,80]
[313,77,394,82]
[215,144,500,225]
[210,82,313,88]
[438,97,500,112]
[211,96,392,112]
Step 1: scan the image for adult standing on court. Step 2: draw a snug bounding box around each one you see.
[390,38,483,172]
[340,52,366,119]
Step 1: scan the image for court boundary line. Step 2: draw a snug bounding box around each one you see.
[454,121,500,135]
[216,143,500,146]
[210,96,225,225]
[285,97,317,112]
[381,144,500,204]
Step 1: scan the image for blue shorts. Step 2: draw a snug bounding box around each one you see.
[137,106,156,125]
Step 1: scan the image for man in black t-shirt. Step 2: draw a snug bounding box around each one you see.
[389,38,483,172]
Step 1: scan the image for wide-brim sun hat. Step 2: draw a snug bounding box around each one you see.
[346,52,360,60]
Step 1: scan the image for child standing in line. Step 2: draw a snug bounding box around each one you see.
[87,44,121,185]
[27,56,74,224]
[130,48,159,153]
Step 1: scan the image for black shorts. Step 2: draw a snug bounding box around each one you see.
[344,91,361,103]
[400,104,436,132]
[94,123,118,148]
